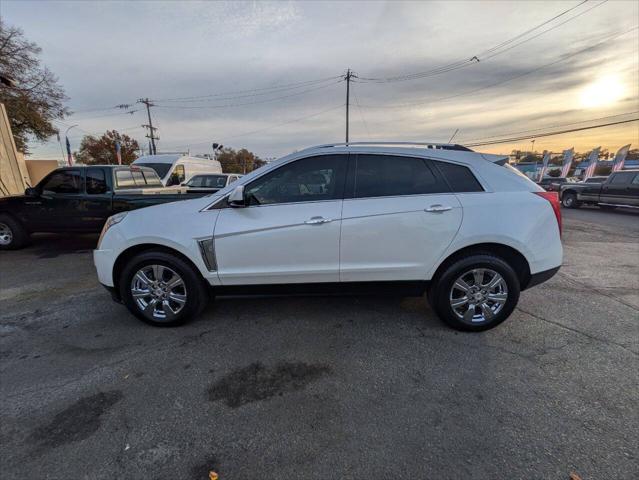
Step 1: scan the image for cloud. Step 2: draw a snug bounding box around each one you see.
[2,0,637,158]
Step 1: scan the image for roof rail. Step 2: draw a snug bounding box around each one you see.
[309,142,473,152]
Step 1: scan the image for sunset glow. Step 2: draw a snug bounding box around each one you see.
[580,76,625,109]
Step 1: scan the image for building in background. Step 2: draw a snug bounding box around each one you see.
[0,104,30,196]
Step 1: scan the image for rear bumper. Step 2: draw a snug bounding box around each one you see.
[523,266,560,290]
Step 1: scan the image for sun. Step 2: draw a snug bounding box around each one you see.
[580,75,625,108]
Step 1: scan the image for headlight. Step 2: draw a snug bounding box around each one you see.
[98,211,128,248]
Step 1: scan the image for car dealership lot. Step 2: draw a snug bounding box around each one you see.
[1,209,637,479]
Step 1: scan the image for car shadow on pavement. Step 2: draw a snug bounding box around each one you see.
[25,233,100,259]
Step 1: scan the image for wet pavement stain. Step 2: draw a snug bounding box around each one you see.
[29,390,123,449]
[208,361,331,408]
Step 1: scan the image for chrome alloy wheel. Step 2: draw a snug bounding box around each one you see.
[130,265,187,321]
[449,268,508,324]
[0,222,13,246]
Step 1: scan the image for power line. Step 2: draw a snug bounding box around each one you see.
[460,111,639,143]
[358,0,605,83]
[154,75,343,102]
[357,26,638,109]
[481,0,609,61]
[153,80,343,110]
[156,76,342,103]
[465,118,638,147]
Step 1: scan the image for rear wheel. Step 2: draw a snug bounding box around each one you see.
[119,251,209,326]
[0,214,30,250]
[429,254,520,332]
[561,192,580,208]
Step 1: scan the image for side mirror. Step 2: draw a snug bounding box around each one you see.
[228,185,246,208]
[25,187,38,197]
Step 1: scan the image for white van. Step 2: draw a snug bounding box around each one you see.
[132,154,223,186]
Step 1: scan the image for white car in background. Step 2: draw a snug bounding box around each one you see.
[133,154,223,186]
[94,142,563,331]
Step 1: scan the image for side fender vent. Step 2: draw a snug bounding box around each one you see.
[198,237,217,271]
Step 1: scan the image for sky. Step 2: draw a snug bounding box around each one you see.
[2,0,638,161]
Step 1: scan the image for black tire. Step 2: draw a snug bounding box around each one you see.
[429,253,520,332]
[119,250,209,326]
[561,192,580,208]
[0,214,30,250]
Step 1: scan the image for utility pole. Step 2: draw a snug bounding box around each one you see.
[138,98,158,154]
[344,69,357,143]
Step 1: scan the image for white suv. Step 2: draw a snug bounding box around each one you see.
[94,142,562,331]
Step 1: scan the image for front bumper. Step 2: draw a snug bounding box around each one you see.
[93,248,115,287]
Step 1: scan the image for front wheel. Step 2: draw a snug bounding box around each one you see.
[429,254,520,332]
[561,192,580,208]
[119,251,209,326]
[0,214,30,250]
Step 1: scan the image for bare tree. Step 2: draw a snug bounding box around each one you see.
[0,20,68,153]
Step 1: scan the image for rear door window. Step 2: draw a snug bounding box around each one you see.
[86,168,108,194]
[352,155,448,198]
[609,172,633,185]
[434,161,484,192]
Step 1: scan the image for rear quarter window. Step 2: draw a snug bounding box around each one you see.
[115,170,136,188]
[433,161,483,192]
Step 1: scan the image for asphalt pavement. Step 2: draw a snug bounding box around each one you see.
[1,207,638,479]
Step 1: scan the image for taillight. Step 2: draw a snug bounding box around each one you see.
[534,191,561,236]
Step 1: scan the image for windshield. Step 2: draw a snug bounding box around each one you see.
[186,175,228,188]
[137,163,172,179]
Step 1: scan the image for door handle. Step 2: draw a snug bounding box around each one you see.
[305,216,332,225]
[425,204,452,213]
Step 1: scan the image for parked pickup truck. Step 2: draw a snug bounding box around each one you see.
[559,170,639,209]
[0,165,208,250]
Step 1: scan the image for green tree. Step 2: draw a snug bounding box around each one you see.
[217,147,266,174]
[74,130,139,165]
[0,20,68,153]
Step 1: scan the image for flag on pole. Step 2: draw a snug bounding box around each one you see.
[583,147,600,180]
[611,144,631,172]
[115,140,122,165]
[560,148,574,178]
[65,136,73,166]
[538,150,551,181]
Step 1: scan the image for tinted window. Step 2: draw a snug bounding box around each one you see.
[610,172,633,185]
[115,170,136,188]
[434,161,483,192]
[131,170,145,186]
[632,174,639,185]
[41,170,82,194]
[139,163,172,178]
[86,168,107,194]
[140,170,163,186]
[245,155,346,205]
[353,155,448,198]
[186,175,205,187]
